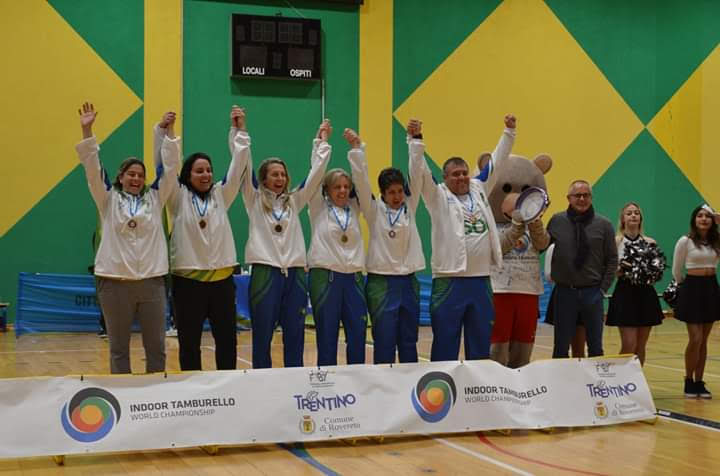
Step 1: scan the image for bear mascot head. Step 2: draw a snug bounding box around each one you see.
[478,152,552,369]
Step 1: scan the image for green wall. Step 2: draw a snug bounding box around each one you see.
[183,0,359,260]
[2,0,719,322]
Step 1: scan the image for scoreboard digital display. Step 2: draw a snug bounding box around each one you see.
[231,14,322,80]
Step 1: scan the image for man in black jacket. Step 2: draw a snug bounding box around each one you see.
[547,180,618,358]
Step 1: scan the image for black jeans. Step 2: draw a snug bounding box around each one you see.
[172,275,237,370]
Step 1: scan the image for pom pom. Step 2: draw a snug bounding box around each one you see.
[619,239,666,286]
[663,279,679,308]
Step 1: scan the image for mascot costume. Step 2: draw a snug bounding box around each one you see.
[478,152,552,368]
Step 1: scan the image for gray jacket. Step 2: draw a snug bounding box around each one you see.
[547,211,618,292]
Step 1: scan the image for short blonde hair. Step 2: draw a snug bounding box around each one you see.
[322,168,352,197]
[567,180,592,195]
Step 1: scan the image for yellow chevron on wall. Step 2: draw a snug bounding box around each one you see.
[393,0,644,219]
[647,44,720,208]
[0,1,142,237]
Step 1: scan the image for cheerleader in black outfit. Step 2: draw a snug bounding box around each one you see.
[606,202,664,366]
[673,204,720,399]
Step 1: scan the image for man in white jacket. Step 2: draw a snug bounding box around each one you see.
[410,115,516,361]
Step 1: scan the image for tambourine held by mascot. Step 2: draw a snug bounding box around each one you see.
[515,186,549,223]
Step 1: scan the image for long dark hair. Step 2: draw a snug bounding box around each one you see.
[113,157,146,192]
[688,205,720,254]
[179,152,213,198]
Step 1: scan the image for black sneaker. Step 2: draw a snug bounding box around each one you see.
[684,378,698,398]
[696,381,712,399]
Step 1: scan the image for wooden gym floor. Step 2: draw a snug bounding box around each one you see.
[0,317,718,475]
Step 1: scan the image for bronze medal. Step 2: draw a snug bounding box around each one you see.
[199,219,207,229]
[388,230,396,238]
[341,234,348,243]
[275,224,283,233]
[128,219,137,229]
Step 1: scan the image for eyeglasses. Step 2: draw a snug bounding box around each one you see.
[569,193,591,199]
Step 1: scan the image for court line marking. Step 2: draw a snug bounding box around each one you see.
[476,433,608,476]
[278,442,340,476]
[656,410,720,433]
[643,363,719,379]
[533,343,720,378]
[0,347,134,355]
[433,436,534,475]
[201,345,252,367]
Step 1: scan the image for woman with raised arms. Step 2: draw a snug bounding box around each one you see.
[237,116,333,369]
[76,102,180,374]
[307,128,368,366]
[346,125,425,364]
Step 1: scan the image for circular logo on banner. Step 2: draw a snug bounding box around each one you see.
[60,387,121,442]
[411,372,457,423]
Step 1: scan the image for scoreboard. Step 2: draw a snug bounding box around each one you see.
[231,14,322,81]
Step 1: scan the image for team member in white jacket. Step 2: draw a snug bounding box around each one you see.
[76,102,180,374]
[346,126,425,364]
[307,130,368,366]
[155,106,247,371]
[239,119,333,369]
[410,115,516,361]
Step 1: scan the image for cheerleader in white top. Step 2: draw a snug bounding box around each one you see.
[239,119,333,369]
[673,204,720,399]
[76,103,180,374]
[156,106,248,371]
[347,126,426,364]
[307,130,369,366]
[606,202,664,365]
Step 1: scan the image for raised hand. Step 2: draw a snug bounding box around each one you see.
[504,114,517,129]
[407,119,422,137]
[160,111,176,128]
[78,102,97,138]
[231,105,246,131]
[316,119,332,141]
[343,128,361,149]
[160,111,177,138]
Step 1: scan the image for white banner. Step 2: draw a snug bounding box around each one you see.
[0,356,655,458]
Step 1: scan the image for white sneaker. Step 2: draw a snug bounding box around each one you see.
[165,327,178,337]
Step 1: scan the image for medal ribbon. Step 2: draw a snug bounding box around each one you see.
[330,204,351,232]
[271,204,286,223]
[192,194,209,217]
[126,193,140,217]
[460,193,474,214]
[387,204,406,228]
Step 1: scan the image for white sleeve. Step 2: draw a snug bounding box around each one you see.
[228,126,238,155]
[408,137,444,212]
[154,124,180,206]
[298,138,332,211]
[672,236,688,283]
[152,124,167,170]
[230,128,256,210]
[544,243,554,282]
[154,135,182,205]
[348,145,376,221]
[221,130,250,208]
[483,128,516,180]
[76,137,111,213]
